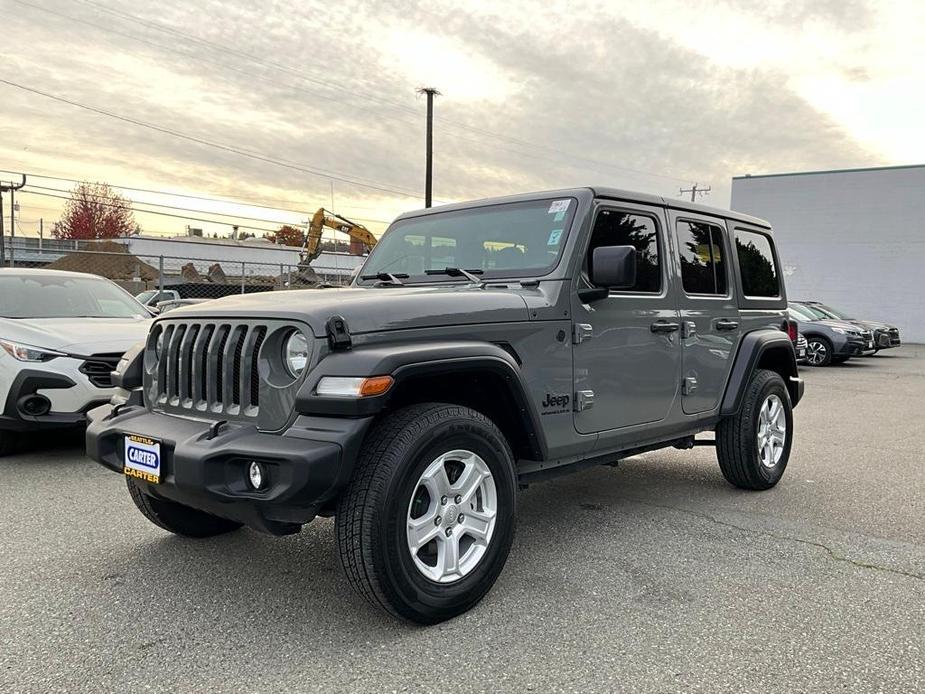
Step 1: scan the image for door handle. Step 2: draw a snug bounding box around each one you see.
[715,319,740,331]
[650,321,680,334]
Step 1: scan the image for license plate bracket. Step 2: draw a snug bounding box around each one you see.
[124,434,162,484]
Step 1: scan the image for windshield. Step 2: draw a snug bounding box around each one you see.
[358,198,577,283]
[808,303,851,320]
[0,274,148,319]
[135,290,157,303]
[788,303,820,321]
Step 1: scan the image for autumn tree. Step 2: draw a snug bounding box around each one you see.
[266,224,306,247]
[52,182,140,240]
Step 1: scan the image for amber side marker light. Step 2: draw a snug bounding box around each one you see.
[316,375,394,398]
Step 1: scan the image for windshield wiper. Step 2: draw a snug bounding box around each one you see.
[425,267,484,285]
[360,272,408,286]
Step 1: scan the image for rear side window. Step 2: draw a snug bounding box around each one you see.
[735,230,780,297]
[676,221,727,295]
[588,210,661,293]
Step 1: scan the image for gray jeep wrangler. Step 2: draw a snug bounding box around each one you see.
[87,187,803,623]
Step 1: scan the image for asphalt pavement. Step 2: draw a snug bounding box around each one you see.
[2,346,923,693]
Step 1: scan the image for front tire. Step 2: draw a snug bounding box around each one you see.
[805,336,833,366]
[336,403,517,624]
[126,477,243,537]
[716,369,793,490]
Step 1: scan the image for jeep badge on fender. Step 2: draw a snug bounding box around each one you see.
[86,187,803,624]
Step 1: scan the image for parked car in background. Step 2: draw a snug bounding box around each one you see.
[793,300,901,353]
[154,298,212,313]
[0,269,151,456]
[135,289,180,307]
[787,302,874,366]
[796,332,808,364]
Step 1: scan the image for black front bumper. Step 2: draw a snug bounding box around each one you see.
[836,337,875,357]
[86,404,373,535]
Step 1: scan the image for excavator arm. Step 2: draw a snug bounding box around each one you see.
[300,208,377,264]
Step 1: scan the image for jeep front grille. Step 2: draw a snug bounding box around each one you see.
[151,321,267,417]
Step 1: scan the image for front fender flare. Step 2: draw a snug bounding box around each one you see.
[295,340,547,460]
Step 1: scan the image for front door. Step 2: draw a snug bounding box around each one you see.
[670,212,741,414]
[572,203,681,434]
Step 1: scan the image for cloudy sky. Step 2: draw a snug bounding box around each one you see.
[2,0,923,239]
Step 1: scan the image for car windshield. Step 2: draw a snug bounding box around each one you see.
[358,197,578,283]
[135,290,157,303]
[789,303,820,321]
[0,274,148,319]
[809,303,852,320]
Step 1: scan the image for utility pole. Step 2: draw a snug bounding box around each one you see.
[416,87,440,207]
[0,174,26,266]
[680,183,711,202]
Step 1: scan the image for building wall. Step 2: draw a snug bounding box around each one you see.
[731,165,925,343]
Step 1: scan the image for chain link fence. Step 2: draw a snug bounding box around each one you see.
[0,236,362,303]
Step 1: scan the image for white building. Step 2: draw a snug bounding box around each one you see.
[731,164,925,342]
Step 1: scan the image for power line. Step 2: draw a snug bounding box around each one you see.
[0,168,390,217]
[49,0,696,185]
[0,79,428,200]
[21,181,390,226]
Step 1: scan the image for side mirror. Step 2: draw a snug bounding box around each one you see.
[590,245,636,289]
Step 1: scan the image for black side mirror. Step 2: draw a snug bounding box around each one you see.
[590,245,636,289]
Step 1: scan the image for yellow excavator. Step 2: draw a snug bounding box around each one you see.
[299,208,378,265]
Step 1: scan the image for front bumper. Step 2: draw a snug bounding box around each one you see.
[86,404,373,535]
[834,336,875,357]
[0,367,109,432]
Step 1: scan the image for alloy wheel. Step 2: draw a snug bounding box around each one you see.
[757,394,787,468]
[406,449,498,584]
[806,340,828,366]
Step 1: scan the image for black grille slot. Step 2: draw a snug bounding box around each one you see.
[151,321,269,418]
[250,327,266,407]
[80,353,123,388]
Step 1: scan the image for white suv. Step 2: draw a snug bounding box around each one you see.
[0,269,151,455]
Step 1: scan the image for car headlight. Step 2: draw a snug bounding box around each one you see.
[830,327,856,336]
[284,331,310,378]
[0,338,65,362]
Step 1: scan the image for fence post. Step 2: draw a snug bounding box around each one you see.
[241,261,246,294]
[158,256,164,294]
[279,263,284,290]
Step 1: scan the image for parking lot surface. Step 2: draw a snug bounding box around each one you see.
[2,347,923,693]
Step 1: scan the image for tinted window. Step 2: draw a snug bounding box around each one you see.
[677,221,727,295]
[735,230,780,297]
[587,210,661,293]
[360,198,576,282]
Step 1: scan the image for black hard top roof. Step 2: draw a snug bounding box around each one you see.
[394,186,771,229]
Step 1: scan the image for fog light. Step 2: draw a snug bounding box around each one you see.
[248,461,266,490]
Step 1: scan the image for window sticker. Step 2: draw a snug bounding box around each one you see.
[547,199,570,214]
[547,228,563,246]
[553,210,566,222]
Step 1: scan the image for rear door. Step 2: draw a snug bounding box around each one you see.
[670,212,741,414]
[571,202,681,434]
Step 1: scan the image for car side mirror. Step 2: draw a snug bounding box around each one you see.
[579,245,637,302]
[591,245,636,289]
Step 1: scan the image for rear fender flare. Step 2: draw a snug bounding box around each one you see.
[721,330,802,415]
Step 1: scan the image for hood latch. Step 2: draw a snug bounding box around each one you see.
[326,314,352,351]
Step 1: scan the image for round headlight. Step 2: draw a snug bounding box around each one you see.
[284,332,309,377]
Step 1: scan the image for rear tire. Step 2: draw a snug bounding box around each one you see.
[716,369,793,490]
[126,477,243,537]
[336,403,517,624]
